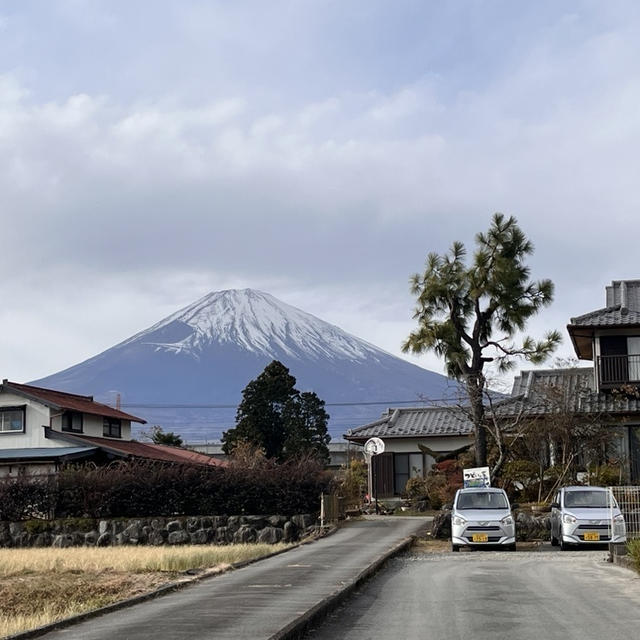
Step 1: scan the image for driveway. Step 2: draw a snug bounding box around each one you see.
[37,516,429,640]
[304,547,640,640]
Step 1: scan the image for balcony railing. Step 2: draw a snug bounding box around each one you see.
[598,354,640,389]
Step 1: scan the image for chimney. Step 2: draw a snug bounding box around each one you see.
[606,280,640,312]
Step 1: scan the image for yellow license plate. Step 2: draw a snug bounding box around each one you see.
[472,533,488,543]
[583,532,600,541]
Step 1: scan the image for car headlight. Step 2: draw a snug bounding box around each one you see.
[614,513,625,523]
[452,515,467,527]
[562,513,577,525]
[501,515,514,526]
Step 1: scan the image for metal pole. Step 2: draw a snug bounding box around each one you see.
[374,455,379,515]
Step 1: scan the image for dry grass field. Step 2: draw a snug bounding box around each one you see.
[0,544,290,638]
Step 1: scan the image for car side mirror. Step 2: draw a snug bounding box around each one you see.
[550,502,560,509]
[443,503,453,511]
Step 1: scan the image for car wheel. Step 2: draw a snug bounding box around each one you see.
[507,543,516,552]
[451,544,460,552]
[560,538,570,551]
[550,534,558,547]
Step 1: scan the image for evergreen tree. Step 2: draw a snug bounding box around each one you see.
[222,360,331,463]
[402,213,561,471]
[282,392,331,465]
[146,426,184,447]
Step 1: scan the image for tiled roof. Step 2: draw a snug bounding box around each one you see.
[502,367,640,416]
[568,306,640,327]
[0,446,97,461]
[345,406,474,441]
[56,432,222,466]
[346,365,640,441]
[2,381,147,424]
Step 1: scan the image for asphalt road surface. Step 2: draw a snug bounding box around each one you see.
[304,548,640,640]
[36,517,428,640]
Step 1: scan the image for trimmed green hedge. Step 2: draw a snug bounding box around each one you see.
[0,459,332,521]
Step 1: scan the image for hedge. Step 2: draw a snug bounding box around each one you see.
[0,459,333,521]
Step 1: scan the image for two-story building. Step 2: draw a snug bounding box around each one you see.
[0,380,218,476]
[346,279,640,498]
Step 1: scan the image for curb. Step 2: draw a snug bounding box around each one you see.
[268,532,419,640]
[5,526,338,640]
[611,554,637,573]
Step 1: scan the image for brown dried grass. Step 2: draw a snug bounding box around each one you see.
[0,543,289,637]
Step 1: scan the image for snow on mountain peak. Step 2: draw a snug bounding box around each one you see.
[127,288,383,362]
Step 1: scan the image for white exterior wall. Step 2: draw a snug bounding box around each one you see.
[378,436,474,454]
[0,462,58,477]
[0,389,133,449]
[49,414,132,440]
[0,391,54,449]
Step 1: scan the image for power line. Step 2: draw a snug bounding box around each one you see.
[120,397,456,410]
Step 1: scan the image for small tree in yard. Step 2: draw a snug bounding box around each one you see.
[144,426,184,447]
[222,360,331,464]
[403,213,561,472]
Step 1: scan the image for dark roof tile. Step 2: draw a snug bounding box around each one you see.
[569,306,640,327]
[345,406,473,441]
[60,433,223,466]
[2,381,146,424]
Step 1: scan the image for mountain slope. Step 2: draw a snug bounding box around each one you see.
[31,289,456,440]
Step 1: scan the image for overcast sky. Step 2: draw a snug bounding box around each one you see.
[2,0,640,384]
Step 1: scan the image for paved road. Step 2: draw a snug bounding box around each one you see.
[304,548,640,640]
[40,517,429,640]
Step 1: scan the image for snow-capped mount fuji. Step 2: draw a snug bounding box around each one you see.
[31,289,456,441]
[124,289,388,363]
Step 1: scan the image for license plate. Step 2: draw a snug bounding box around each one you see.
[472,533,488,543]
[583,532,600,541]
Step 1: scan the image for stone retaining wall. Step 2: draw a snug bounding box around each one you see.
[0,514,316,548]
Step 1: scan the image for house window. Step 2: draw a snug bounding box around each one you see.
[394,453,425,494]
[0,406,25,433]
[103,417,121,438]
[61,411,83,433]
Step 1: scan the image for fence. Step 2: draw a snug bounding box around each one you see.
[320,493,345,526]
[610,486,640,539]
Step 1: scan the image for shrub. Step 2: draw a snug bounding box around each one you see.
[404,477,428,501]
[628,539,640,572]
[338,460,368,504]
[588,463,625,487]
[424,459,463,509]
[0,475,57,521]
[0,458,332,521]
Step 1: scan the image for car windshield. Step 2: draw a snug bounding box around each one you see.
[564,490,611,508]
[456,491,508,510]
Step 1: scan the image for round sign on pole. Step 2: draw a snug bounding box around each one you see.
[364,437,385,456]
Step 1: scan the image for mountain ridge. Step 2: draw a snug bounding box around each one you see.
[31,289,455,440]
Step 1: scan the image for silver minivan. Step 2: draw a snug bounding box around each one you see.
[550,486,626,550]
[451,487,517,551]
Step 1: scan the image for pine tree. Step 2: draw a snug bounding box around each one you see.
[146,426,184,447]
[222,360,331,463]
[282,392,331,465]
[402,213,561,470]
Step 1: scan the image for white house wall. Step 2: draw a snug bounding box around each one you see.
[0,462,57,478]
[373,435,474,475]
[379,436,474,454]
[0,391,54,449]
[50,414,132,440]
[1,390,133,449]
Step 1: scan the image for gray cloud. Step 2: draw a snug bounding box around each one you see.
[1,3,640,382]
